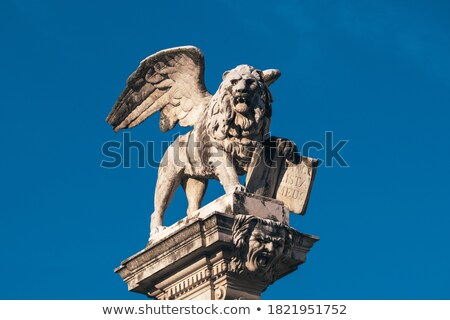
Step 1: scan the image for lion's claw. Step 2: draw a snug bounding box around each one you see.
[276,138,299,162]
[148,225,167,242]
[234,185,247,193]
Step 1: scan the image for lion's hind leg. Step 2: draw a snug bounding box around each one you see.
[182,177,208,218]
[149,142,184,241]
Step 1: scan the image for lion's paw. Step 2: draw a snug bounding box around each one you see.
[276,138,299,163]
[233,184,247,193]
[148,225,167,242]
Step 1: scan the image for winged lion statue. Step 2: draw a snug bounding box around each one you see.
[106,46,298,241]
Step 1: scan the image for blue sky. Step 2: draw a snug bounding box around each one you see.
[1,0,449,299]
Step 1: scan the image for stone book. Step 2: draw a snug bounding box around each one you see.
[246,144,318,215]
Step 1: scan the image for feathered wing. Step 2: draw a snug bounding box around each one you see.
[106,46,212,132]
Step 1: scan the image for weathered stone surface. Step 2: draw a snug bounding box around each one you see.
[275,157,317,214]
[115,194,319,300]
[196,190,289,224]
[147,190,289,244]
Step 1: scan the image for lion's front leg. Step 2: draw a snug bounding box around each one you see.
[217,166,245,194]
[209,147,245,194]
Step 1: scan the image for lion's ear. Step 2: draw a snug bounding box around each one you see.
[222,70,230,80]
[262,69,281,86]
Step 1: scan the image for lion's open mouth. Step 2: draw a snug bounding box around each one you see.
[233,96,249,113]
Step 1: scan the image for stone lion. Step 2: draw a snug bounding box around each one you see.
[106,46,296,240]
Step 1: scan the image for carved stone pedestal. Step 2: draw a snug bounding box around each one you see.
[115,191,319,300]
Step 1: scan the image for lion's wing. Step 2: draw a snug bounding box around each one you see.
[106,46,212,132]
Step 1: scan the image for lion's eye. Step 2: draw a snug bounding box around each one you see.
[245,79,255,86]
[231,79,238,85]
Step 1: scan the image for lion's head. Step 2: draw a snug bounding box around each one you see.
[202,65,280,142]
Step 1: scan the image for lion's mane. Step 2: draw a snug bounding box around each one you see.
[197,66,273,172]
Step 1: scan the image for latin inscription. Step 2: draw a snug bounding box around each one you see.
[278,174,306,200]
[275,157,317,215]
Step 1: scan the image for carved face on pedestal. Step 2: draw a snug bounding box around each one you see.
[245,222,286,273]
[230,214,291,282]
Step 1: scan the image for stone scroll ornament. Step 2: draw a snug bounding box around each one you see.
[106,46,317,241]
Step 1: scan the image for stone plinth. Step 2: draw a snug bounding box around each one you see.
[191,190,290,225]
[115,191,319,300]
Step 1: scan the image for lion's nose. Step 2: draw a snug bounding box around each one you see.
[234,80,247,93]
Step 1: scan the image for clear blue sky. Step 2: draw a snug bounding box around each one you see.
[1,0,449,299]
